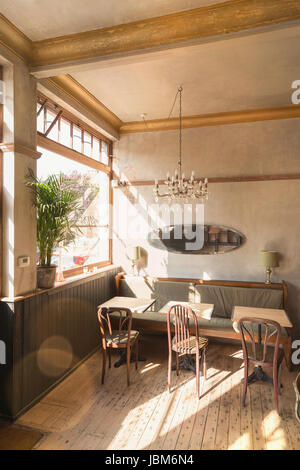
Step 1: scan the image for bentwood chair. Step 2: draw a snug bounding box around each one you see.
[97,307,139,386]
[167,304,208,398]
[238,317,283,412]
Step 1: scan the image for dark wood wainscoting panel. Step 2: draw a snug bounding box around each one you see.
[0,267,119,419]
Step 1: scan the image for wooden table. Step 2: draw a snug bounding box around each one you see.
[232,306,292,328]
[232,306,293,384]
[159,301,214,373]
[98,296,155,313]
[98,296,156,367]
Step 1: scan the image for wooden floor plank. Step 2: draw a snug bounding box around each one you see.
[226,349,243,450]
[201,347,226,450]
[279,363,300,450]
[188,346,222,450]
[214,348,236,450]
[13,337,298,451]
[249,382,266,450]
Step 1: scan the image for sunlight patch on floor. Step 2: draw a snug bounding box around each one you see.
[140,363,160,373]
[263,410,287,450]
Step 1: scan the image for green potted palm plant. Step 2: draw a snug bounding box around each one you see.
[26,170,83,289]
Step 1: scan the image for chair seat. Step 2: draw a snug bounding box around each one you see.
[106,329,139,346]
[172,335,208,354]
[247,343,284,364]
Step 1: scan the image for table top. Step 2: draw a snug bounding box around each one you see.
[232,306,293,328]
[159,301,214,320]
[97,296,155,313]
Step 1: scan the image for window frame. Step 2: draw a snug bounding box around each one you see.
[37,93,113,278]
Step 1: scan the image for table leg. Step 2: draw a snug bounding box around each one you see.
[171,355,197,374]
[114,350,146,368]
[242,366,273,385]
[241,322,273,385]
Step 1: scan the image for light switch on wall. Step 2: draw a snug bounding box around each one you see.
[17,256,30,267]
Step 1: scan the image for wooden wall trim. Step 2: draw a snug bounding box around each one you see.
[116,273,285,291]
[0,142,42,159]
[0,264,119,303]
[37,134,111,174]
[120,105,300,134]
[113,173,300,187]
[30,0,300,68]
[0,266,120,418]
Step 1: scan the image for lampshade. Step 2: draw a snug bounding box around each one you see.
[259,251,279,268]
[127,246,140,260]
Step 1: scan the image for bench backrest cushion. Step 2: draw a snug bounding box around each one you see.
[194,284,283,319]
[118,278,194,311]
[119,277,155,300]
[119,277,284,319]
[153,281,194,311]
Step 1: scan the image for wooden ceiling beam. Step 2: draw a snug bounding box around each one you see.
[29,0,300,69]
[2,1,300,72]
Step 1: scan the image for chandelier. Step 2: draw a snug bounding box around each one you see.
[153,86,208,202]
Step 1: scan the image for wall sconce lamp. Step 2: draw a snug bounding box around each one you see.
[127,246,141,275]
[112,179,128,188]
[259,250,279,284]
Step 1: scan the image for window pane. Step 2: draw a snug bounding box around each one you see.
[37,147,110,271]
[45,108,56,128]
[45,109,59,140]
[101,141,109,165]
[92,137,100,161]
[83,131,92,157]
[47,119,59,141]
[73,125,82,152]
[37,109,44,133]
[60,118,71,147]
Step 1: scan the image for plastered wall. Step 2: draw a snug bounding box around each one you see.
[113,119,300,337]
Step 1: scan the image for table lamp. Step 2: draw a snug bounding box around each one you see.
[259,250,279,284]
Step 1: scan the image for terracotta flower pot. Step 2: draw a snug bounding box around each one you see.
[37,265,57,289]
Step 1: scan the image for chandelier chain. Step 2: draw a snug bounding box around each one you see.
[179,86,182,179]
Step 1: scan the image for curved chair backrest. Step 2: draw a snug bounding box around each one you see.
[167,304,199,354]
[238,316,281,366]
[98,307,133,345]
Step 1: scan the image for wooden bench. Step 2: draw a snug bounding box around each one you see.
[115,273,292,370]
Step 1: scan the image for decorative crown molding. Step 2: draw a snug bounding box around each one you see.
[120,105,300,134]
[0,14,32,62]
[45,75,123,131]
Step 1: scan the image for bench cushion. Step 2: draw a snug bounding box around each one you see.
[117,277,287,337]
[194,284,283,319]
[119,278,194,311]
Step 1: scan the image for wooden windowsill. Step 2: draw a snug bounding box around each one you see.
[0,264,119,303]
